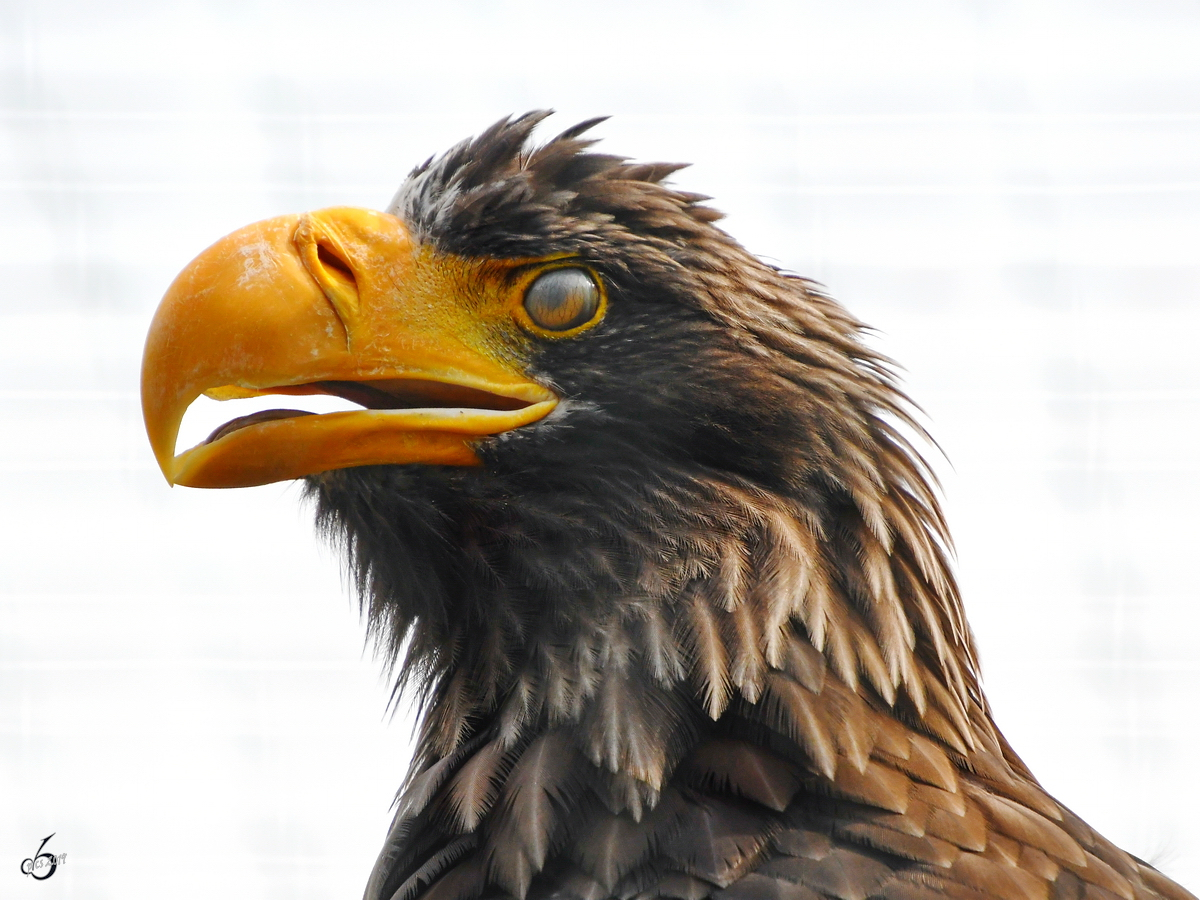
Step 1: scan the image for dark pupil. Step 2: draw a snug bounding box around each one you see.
[524,269,599,331]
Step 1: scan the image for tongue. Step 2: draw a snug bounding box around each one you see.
[205,409,314,444]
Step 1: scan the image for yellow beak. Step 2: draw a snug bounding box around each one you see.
[142,207,557,488]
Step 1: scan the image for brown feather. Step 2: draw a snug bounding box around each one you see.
[833,820,958,868]
[445,739,510,832]
[924,800,990,853]
[659,797,776,888]
[831,759,913,816]
[760,672,839,780]
[759,849,894,900]
[571,811,659,890]
[686,593,734,720]
[679,740,804,812]
[1067,852,1139,900]
[713,872,824,900]
[946,854,1050,899]
[420,858,486,900]
[485,730,584,896]
[390,836,479,900]
[971,791,1087,868]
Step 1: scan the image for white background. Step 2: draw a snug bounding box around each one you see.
[2,1,1199,897]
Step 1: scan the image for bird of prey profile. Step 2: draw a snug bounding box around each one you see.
[142,113,1195,900]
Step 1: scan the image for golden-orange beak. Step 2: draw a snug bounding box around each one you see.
[142,207,557,488]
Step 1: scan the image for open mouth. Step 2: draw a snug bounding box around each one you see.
[162,374,558,487]
[188,378,537,450]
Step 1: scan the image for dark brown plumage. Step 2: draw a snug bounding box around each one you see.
[156,112,1198,900]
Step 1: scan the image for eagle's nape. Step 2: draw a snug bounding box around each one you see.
[141,112,1195,900]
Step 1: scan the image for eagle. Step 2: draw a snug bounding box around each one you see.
[141,113,1194,900]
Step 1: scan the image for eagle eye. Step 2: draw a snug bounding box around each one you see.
[522,268,601,332]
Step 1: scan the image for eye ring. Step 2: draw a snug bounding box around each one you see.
[521,267,604,334]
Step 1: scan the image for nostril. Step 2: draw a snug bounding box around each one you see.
[317,240,356,286]
[295,214,362,333]
[293,213,366,342]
